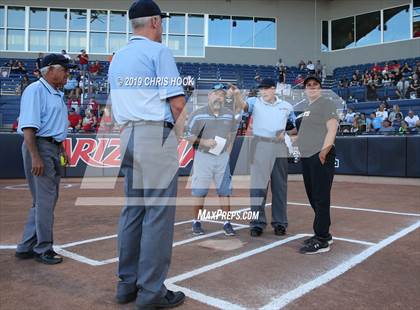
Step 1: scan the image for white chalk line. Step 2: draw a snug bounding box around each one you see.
[299,233,377,246]
[166,234,305,284]
[3,183,74,190]
[260,221,420,310]
[288,202,420,217]
[167,283,247,310]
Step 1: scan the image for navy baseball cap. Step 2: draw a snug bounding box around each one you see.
[258,78,276,88]
[41,54,77,69]
[129,0,169,19]
[303,75,322,87]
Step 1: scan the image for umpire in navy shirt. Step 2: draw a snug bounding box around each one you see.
[15,54,76,264]
[108,1,186,309]
[296,76,339,255]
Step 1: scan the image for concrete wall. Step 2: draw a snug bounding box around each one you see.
[0,0,418,70]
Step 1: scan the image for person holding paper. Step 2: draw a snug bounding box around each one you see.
[184,84,240,236]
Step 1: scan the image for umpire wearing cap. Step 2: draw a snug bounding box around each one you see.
[15,54,76,264]
[237,78,295,237]
[108,1,186,309]
[296,76,338,255]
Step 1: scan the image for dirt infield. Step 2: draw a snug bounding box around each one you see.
[0,176,419,309]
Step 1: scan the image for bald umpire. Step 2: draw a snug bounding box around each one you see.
[108,1,186,309]
[15,54,76,264]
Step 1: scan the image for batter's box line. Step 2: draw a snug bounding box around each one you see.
[162,221,419,310]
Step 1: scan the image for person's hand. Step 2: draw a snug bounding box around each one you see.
[319,148,329,165]
[31,155,44,176]
[201,139,217,149]
[275,131,285,142]
[61,151,70,167]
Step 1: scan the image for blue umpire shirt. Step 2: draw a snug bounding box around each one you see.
[18,78,68,142]
[108,35,185,125]
[246,96,294,138]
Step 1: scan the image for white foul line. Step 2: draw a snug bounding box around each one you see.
[167,283,247,310]
[167,234,305,284]
[54,248,103,266]
[59,234,117,249]
[0,245,17,250]
[288,202,420,217]
[260,221,420,310]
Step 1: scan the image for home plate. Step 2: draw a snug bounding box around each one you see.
[197,239,245,251]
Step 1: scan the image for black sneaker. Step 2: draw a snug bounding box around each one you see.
[135,290,185,310]
[303,235,333,245]
[250,227,263,237]
[192,221,204,236]
[15,250,36,259]
[299,239,330,254]
[223,222,236,236]
[116,290,138,304]
[34,250,63,265]
[274,225,286,236]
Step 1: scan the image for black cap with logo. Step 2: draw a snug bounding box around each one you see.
[303,75,322,87]
[129,0,169,19]
[258,78,276,89]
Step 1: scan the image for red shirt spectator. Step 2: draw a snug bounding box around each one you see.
[68,109,82,130]
[372,63,382,73]
[67,97,81,110]
[294,74,304,85]
[89,61,101,75]
[77,50,89,65]
[12,118,19,132]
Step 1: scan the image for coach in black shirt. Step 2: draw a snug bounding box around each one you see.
[296,76,338,255]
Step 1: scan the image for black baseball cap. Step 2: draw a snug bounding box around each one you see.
[41,54,77,69]
[258,78,276,89]
[129,0,169,19]
[303,75,322,87]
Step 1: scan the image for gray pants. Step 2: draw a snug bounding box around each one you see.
[250,140,288,229]
[17,140,61,254]
[117,124,178,305]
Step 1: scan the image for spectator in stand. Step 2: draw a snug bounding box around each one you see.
[294,74,304,86]
[18,74,31,95]
[64,74,79,97]
[393,68,402,83]
[12,117,19,132]
[339,75,349,88]
[344,107,356,124]
[372,62,382,74]
[67,94,81,112]
[379,119,395,134]
[376,103,388,120]
[315,60,323,79]
[81,109,97,132]
[398,120,408,134]
[382,62,389,75]
[68,108,82,132]
[77,49,89,74]
[373,73,382,88]
[392,113,403,130]
[354,69,362,82]
[275,58,284,68]
[415,61,420,76]
[35,53,43,70]
[298,60,306,70]
[366,82,378,101]
[61,50,72,60]
[306,60,315,74]
[97,107,114,133]
[400,62,412,75]
[254,72,262,87]
[349,74,360,86]
[389,61,400,73]
[382,73,392,87]
[406,74,420,98]
[362,72,372,85]
[404,110,419,130]
[388,104,403,122]
[368,112,383,132]
[355,112,367,133]
[396,77,410,99]
[278,65,286,84]
[89,61,101,76]
[87,97,99,116]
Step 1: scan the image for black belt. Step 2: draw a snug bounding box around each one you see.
[125,120,174,129]
[37,136,61,146]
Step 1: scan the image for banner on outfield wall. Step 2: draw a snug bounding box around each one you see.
[0,134,419,178]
